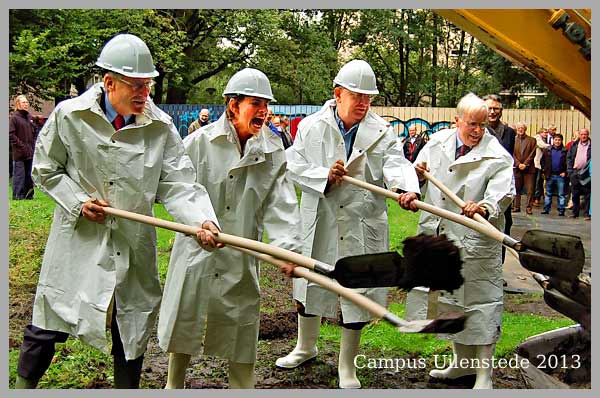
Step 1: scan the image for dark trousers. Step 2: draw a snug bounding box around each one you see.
[17,307,144,388]
[12,159,34,200]
[514,171,535,210]
[534,168,545,200]
[570,173,591,217]
[502,207,513,263]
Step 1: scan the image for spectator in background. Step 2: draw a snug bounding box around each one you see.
[402,125,426,162]
[512,122,537,215]
[547,123,557,144]
[533,128,550,207]
[290,115,303,140]
[567,128,591,220]
[9,95,37,200]
[541,133,567,216]
[188,108,210,134]
[268,111,293,149]
[483,94,515,264]
[565,130,579,208]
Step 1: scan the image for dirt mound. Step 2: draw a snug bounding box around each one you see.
[259,311,297,340]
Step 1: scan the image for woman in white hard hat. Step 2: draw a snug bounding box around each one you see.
[158,68,302,389]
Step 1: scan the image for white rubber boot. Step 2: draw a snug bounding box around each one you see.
[429,343,476,379]
[473,344,495,389]
[338,328,362,389]
[164,353,191,389]
[275,314,320,369]
[228,360,255,389]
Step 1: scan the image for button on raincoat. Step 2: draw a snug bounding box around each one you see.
[414,128,515,344]
[31,83,218,360]
[286,100,420,322]
[158,114,301,363]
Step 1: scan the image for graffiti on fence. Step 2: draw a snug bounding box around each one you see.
[381,116,452,139]
[158,104,452,141]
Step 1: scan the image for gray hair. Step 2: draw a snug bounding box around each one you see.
[516,121,527,130]
[482,94,502,106]
[456,93,488,118]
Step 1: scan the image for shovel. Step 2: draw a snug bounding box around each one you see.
[101,207,462,291]
[341,175,585,281]
[101,206,466,334]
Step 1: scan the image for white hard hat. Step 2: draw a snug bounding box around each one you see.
[223,68,275,102]
[333,59,379,95]
[96,34,159,78]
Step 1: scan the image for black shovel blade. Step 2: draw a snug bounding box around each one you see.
[520,230,585,281]
[333,251,405,289]
[333,234,464,293]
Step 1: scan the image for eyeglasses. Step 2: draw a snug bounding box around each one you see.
[114,76,155,91]
[464,121,488,130]
[348,91,376,103]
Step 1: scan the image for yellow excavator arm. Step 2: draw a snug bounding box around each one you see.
[434,9,591,118]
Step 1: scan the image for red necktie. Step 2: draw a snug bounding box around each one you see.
[456,145,471,159]
[113,114,125,130]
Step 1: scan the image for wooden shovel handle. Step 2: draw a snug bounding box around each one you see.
[101,206,335,275]
[341,175,520,250]
[102,206,398,324]
[229,246,392,321]
[421,169,521,257]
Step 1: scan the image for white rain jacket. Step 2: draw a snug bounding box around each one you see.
[158,114,301,363]
[30,83,218,360]
[414,128,515,344]
[286,100,420,322]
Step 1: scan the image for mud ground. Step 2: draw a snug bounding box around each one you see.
[9,265,585,389]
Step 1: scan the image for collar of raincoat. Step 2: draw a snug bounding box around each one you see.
[206,112,284,156]
[440,127,511,165]
[77,83,172,127]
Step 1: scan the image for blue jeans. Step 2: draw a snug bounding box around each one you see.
[544,175,566,212]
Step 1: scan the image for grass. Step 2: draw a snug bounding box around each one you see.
[320,302,574,360]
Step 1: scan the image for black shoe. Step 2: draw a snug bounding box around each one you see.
[558,211,565,216]
[541,210,549,215]
[512,208,521,213]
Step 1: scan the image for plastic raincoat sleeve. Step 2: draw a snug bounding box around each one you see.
[260,159,302,253]
[157,124,219,229]
[382,129,421,194]
[477,160,516,222]
[285,132,330,198]
[32,110,91,222]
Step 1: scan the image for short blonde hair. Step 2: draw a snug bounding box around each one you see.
[14,94,28,107]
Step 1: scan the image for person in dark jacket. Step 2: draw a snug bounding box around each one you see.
[541,134,567,215]
[567,128,591,220]
[9,95,37,200]
[402,125,426,162]
[483,94,515,264]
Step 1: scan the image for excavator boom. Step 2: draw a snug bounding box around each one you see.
[434,9,591,118]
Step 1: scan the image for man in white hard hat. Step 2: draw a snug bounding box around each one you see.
[14,33,221,389]
[158,68,301,389]
[280,59,420,388]
[401,93,515,389]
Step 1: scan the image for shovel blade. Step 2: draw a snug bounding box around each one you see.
[521,230,585,262]
[333,251,405,288]
[333,234,464,293]
[396,312,466,334]
[519,250,584,282]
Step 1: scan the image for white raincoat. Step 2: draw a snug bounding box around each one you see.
[158,114,301,363]
[31,83,218,360]
[286,100,420,322]
[413,128,515,344]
